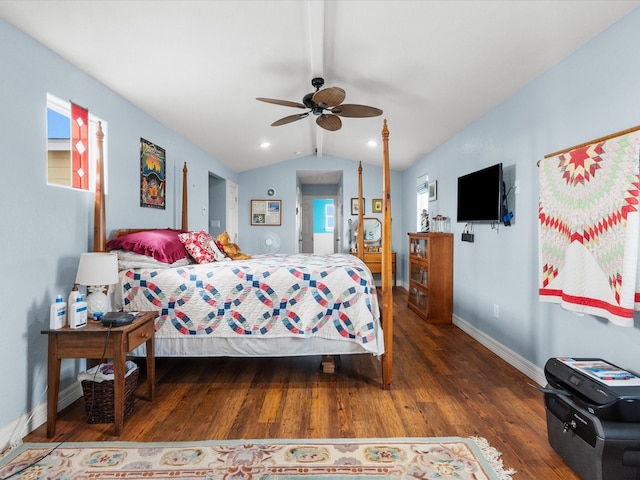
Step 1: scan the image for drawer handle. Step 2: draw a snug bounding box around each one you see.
[141,333,150,339]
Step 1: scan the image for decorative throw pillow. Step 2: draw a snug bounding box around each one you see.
[178,230,219,264]
[106,229,189,264]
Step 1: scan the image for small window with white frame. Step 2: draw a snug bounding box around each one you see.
[46,93,108,192]
[416,173,429,231]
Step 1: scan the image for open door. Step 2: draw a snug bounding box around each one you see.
[301,195,339,254]
[297,170,343,254]
[296,186,302,253]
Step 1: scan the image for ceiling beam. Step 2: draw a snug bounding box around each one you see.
[307,0,324,80]
[306,0,325,158]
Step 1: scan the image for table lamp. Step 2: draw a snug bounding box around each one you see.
[75,252,118,319]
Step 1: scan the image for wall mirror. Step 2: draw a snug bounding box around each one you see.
[363,217,382,245]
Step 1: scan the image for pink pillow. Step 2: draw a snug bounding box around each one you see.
[178,230,219,264]
[106,229,188,264]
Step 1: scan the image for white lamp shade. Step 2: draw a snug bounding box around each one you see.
[75,252,119,286]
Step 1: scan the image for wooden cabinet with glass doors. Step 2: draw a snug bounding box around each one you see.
[407,232,453,323]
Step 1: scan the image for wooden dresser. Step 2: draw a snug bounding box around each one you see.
[407,232,453,323]
[352,251,397,286]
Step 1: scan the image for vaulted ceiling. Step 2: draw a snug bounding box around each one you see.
[1,1,638,172]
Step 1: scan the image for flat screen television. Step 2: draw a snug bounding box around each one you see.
[456,163,503,223]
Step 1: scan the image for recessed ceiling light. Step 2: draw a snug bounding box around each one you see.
[368,140,378,148]
[260,142,271,149]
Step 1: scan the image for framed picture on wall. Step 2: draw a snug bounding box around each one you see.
[372,198,382,213]
[351,197,364,216]
[140,138,166,209]
[251,199,281,226]
[428,181,438,201]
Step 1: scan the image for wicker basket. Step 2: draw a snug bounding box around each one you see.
[80,363,139,424]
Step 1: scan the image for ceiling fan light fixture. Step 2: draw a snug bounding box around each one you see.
[303,93,315,108]
[257,78,382,132]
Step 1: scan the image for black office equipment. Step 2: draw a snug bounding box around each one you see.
[101,312,134,327]
[545,358,640,422]
[544,358,640,480]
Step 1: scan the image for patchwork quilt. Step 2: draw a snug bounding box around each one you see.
[539,130,640,326]
[117,253,382,353]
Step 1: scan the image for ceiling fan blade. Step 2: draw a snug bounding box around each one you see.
[257,97,306,109]
[331,104,383,118]
[313,87,346,107]
[316,114,342,131]
[271,112,309,126]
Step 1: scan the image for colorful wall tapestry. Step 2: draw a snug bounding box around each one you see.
[140,138,166,209]
[538,130,640,327]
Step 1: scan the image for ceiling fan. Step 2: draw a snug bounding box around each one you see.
[257,77,383,131]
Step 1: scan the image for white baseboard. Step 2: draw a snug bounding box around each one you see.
[453,314,546,387]
[0,382,82,454]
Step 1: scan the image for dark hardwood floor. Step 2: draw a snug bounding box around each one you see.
[24,288,577,479]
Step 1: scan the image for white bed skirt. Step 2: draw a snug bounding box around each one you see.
[130,327,385,358]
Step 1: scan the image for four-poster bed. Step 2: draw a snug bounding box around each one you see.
[93,120,393,389]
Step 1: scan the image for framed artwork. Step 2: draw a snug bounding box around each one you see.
[251,199,281,226]
[428,181,438,201]
[372,198,382,213]
[351,197,364,216]
[140,138,166,209]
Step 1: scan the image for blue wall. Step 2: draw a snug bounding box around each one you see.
[238,154,403,256]
[400,7,640,377]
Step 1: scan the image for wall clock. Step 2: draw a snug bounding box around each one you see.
[267,188,276,197]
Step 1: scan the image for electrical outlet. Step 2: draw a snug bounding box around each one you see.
[493,304,499,318]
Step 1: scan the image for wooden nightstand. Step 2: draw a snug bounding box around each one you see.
[41,311,157,437]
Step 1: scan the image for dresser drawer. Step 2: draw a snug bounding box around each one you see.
[126,319,155,350]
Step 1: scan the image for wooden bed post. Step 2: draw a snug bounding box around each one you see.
[357,161,364,259]
[381,119,393,390]
[181,162,188,231]
[94,121,106,252]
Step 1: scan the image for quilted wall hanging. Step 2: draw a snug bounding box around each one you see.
[538,126,640,327]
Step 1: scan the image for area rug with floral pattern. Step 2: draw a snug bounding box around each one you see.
[0,436,515,479]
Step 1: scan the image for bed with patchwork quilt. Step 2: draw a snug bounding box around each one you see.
[95,121,394,388]
[115,253,383,358]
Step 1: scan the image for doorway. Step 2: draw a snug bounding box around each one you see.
[208,174,238,242]
[297,170,343,254]
[301,195,337,253]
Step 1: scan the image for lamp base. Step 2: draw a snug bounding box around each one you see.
[86,286,109,319]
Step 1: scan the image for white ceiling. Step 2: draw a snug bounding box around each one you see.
[1,0,638,174]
